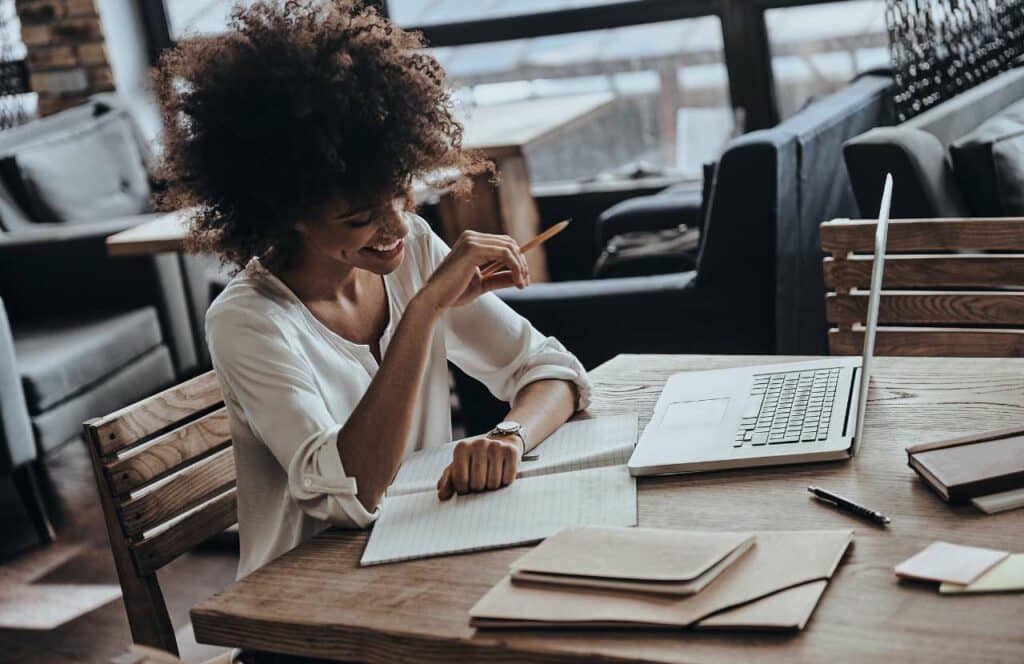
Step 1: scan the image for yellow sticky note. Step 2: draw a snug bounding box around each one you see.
[940,554,1024,594]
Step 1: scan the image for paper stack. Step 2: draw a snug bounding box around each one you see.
[895,541,1024,594]
[470,527,853,631]
[510,528,755,596]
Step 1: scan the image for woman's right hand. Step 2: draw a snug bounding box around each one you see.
[419,230,530,310]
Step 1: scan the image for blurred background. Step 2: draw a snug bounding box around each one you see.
[3,1,1023,662]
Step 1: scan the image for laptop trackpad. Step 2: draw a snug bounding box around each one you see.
[662,398,730,430]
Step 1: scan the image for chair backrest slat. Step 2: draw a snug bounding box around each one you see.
[822,217,1024,253]
[824,254,1024,290]
[829,327,1024,357]
[83,370,235,655]
[821,217,1024,357]
[131,488,238,576]
[118,447,236,538]
[827,291,1024,325]
[90,371,223,456]
[106,408,231,496]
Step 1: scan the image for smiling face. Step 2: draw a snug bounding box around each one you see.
[294,193,411,275]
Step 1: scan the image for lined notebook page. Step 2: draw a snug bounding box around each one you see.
[361,465,637,566]
[388,414,638,497]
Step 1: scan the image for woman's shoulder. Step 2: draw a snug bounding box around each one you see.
[205,263,295,342]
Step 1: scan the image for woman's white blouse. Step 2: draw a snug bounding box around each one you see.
[206,214,591,578]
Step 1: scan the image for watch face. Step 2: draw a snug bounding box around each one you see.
[496,421,521,434]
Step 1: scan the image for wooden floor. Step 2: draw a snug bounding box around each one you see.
[0,438,239,663]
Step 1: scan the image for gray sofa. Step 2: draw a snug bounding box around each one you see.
[0,96,195,543]
[844,67,1024,218]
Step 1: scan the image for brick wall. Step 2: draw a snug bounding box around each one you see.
[15,0,113,116]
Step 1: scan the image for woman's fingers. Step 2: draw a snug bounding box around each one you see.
[437,466,454,501]
[486,446,504,490]
[451,444,471,494]
[464,235,527,287]
[479,271,518,293]
[443,438,521,497]
[469,440,489,491]
[501,449,518,485]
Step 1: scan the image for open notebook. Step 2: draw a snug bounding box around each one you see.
[361,415,639,566]
[387,414,638,496]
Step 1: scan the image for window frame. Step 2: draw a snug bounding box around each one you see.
[139,0,875,133]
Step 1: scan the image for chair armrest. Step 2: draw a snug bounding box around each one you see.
[595,186,703,247]
[0,297,36,473]
[0,215,198,376]
[0,213,162,250]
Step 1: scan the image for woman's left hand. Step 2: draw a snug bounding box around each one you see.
[437,435,522,500]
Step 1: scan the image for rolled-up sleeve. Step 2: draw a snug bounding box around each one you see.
[421,224,592,410]
[207,308,378,528]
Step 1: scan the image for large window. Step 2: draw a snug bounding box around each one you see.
[423,17,731,183]
[165,1,731,183]
[387,0,624,26]
[0,0,32,126]
[164,0,260,38]
[766,1,888,118]
[158,0,894,184]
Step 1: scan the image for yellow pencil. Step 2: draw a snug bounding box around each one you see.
[480,219,571,278]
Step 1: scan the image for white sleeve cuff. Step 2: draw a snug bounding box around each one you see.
[512,338,592,411]
[287,424,380,529]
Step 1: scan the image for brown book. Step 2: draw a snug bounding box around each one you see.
[906,428,1024,502]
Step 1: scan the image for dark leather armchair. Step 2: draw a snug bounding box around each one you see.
[455,75,896,433]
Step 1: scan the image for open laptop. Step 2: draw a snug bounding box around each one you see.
[628,173,892,476]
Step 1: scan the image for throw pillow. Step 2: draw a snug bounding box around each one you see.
[949,98,1024,216]
[9,110,151,224]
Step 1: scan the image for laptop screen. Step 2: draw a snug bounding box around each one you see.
[852,173,892,453]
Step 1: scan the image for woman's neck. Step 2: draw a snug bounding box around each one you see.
[276,251,364,305]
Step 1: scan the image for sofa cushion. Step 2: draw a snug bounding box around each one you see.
[14,307,162,414]
[843,126,969,219]
[4,110,151,225]
[0,177,36,232]
[30,345,173,454]
[949,98,1024,216]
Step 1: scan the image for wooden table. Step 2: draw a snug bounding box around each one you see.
[106,210,192,257]
[191,354,1024,663]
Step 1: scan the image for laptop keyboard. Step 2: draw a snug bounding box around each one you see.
[733,368,840,447]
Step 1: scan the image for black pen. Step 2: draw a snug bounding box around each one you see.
[808,485,891,525]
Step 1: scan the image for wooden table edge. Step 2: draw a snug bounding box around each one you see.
[189,608,660,664]
[105,236,187,257]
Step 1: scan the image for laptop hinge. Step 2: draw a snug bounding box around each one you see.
[841,366,859,439]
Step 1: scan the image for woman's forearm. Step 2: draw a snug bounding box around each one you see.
[337,293,441,510]
[504,379,578,452]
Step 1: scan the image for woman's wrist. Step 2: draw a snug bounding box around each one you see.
[407,289,445,321]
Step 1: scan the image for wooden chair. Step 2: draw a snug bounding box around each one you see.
[821,217,1024,356]
[83,371,235,659]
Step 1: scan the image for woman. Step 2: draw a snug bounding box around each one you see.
[153,0,590,578]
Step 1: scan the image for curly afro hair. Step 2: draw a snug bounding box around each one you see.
[152,0,488,270]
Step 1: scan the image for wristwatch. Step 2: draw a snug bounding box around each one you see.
[489,420,531,458]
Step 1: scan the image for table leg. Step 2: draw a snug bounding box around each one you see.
[437,148,550,282]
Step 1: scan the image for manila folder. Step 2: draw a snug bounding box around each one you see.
[470,530,852,630]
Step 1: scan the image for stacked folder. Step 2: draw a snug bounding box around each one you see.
[895,541,1024,594]
[906,427,1024,513]
[470,526,853,631]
